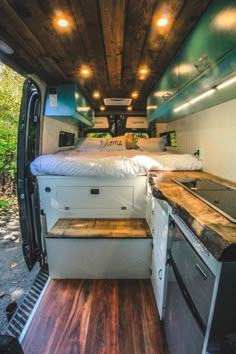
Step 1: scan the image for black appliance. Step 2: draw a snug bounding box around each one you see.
[164,215,236,354]
[164,216,216,354]
[172,178,236,223]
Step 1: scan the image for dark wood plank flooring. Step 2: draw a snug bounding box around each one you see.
[47,218,152,239]
[22,279,168,354]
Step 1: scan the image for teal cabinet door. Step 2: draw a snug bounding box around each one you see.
[44,83,94,127]
[147,0,236,123]
[177,0,236,91]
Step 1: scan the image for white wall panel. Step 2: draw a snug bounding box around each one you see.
[42,117,79,154]
[157,99,236,182]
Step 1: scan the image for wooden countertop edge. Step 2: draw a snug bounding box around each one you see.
[149,171,236,260]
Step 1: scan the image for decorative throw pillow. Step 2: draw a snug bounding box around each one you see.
[125,134,139,149]
[101,136,127,151]
[137,137,166,152]
[74,137,102,151]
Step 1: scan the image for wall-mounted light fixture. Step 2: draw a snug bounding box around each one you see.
[217,75,236,90]
[189,89,215,104]
[174,102,190,113]
[174,89,215,112]
[171,73,236,113]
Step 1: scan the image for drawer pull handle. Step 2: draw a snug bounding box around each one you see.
[90,189,99,195]
[195,263,207,280]
[158,269,162,280]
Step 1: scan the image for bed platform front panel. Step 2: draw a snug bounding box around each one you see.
[56,186,134,210]
[37,176,147,229]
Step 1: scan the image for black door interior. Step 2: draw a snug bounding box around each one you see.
[17,79,43,270]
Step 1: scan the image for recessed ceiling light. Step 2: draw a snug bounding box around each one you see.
[53,12,73,31]
[80,67,91,77]
[157,18,168,27]
[131,91,139,98]
[93,91,100,98]
[100,105,105,111]
[139,67,149,75]
[0,40,14,55]
[58,18,69,27]
[138,67,149,80]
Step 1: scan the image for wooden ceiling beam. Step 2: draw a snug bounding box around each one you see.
[121,0,158,99]
[99,0,126,97]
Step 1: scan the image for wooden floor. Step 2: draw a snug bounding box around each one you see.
[22,279,169,354]
[47,218,152,238]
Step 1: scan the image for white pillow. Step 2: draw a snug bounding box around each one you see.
[137,137,166,152]
[101,136,127,151]
[75,137,102,151]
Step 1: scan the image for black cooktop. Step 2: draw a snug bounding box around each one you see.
[172,178,236,223]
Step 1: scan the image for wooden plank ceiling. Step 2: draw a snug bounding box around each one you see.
[0,0,211,114]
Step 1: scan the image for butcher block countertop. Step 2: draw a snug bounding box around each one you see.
[47,218,152,239]
[149,171,236,261]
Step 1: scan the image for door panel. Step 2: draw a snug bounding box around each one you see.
[17,79,43,270]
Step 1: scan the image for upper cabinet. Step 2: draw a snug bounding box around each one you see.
[147,0,236,123]
[44,83,94,127]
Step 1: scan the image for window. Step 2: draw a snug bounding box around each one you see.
[160,130,177,147]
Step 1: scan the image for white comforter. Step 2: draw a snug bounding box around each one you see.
[30,150,202,177]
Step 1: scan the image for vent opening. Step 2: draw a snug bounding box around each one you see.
[104,98,132,106]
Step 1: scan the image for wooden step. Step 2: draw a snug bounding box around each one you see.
[47,218,152,239]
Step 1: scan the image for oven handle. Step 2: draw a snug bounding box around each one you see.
[169,253,206,335]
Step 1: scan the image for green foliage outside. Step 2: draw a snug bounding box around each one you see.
[125,132,149,142]
[0,62,24,204]
[169,131,177,147]
[86,132,112,138]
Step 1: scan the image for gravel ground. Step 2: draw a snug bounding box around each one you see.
[0,207,39,334]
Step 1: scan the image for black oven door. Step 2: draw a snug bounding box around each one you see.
[164,257,205,354]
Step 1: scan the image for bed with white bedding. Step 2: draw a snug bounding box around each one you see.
[30,149,202,177]
[33,137,202,228]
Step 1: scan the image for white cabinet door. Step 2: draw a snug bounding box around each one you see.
[56,185,133,209]
[146,185,154,232]
[152,198,169,258]
[151,197,170,318]
[151,245,166,319]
